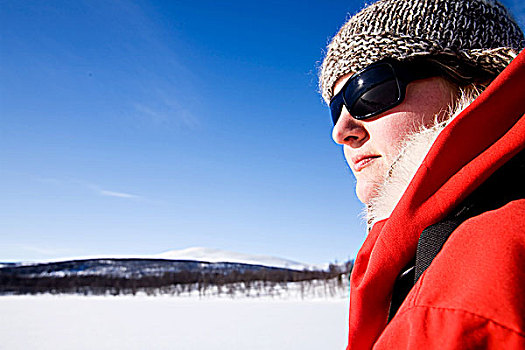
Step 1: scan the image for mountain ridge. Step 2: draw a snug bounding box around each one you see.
[5,247,319,271]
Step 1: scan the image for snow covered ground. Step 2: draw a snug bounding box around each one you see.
[0,295,349,350]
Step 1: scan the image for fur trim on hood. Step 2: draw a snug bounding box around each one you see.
[366,87,482,229]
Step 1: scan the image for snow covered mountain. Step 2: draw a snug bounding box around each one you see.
[1,248,350,296]
[24,247,315,271]
[153,247,311,270]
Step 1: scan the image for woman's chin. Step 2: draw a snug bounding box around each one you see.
[355,181,379,204]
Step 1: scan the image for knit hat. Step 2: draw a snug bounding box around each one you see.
[319,0,525,103]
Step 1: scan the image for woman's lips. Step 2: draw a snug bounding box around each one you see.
[351,155,380,171]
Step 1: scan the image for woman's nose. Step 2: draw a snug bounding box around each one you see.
[331,107,368,148]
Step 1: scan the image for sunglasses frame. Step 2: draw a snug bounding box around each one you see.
[329,59,443,125]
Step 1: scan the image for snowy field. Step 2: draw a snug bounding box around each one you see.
[0,295,349,350]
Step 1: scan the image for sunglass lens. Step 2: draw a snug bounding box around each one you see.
[329,62,403,125]
[350,78,400,119]
[330,93,344,125]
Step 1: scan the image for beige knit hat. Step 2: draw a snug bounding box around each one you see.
[319,0,525,103]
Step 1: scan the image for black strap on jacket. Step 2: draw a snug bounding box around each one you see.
[387,148,525,323]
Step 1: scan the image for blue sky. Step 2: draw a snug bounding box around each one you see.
[1,0,524,264]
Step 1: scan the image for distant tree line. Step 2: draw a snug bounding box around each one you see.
[0,260,353,298]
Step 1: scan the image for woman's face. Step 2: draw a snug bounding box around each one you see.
[331,74,456,203]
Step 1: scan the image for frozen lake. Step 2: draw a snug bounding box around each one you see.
[0,295,349,350]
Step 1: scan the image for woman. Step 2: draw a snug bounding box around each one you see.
[319,0,525,348]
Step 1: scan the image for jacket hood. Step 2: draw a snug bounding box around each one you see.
[347,49,525,349]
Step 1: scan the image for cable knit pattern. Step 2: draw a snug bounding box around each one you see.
[319,0,524,103]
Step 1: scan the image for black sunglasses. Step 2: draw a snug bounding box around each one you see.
[329,59,444,125]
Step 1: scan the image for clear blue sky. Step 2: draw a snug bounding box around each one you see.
[1,0,524,264]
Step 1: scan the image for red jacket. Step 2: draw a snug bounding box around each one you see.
[347,50,525,349]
